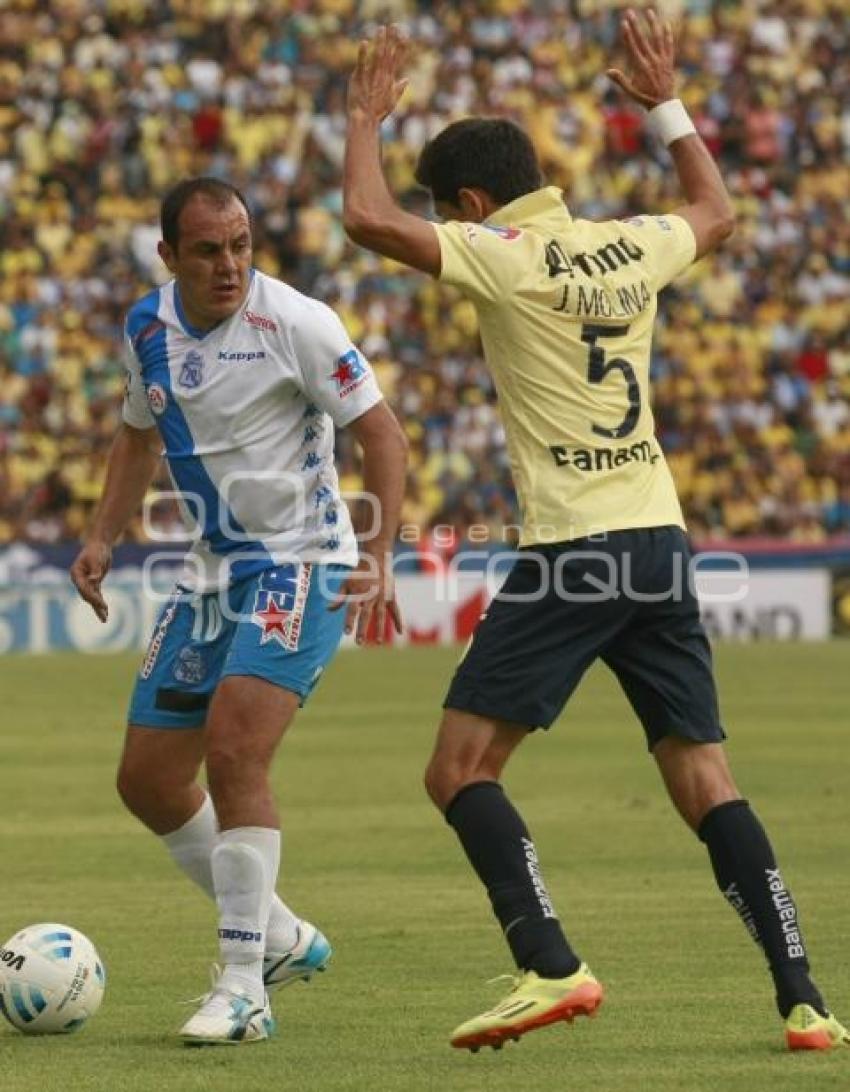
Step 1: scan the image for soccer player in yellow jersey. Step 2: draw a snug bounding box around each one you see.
[343,14,848,1054]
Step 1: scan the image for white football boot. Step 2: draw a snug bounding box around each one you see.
[180,979,275,1046]
[263,921,332,993]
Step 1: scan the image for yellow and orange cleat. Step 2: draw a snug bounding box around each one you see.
[450,964,603,1052]
[785,1003,850,1051]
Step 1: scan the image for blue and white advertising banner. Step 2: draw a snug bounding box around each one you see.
[0,543,836,652]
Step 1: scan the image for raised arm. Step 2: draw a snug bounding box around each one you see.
[607,8,735,258]
[70,423,162,621]
[344,25,441,275]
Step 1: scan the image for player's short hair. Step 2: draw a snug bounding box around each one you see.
[160,177,251,250]
[414,118,543,208]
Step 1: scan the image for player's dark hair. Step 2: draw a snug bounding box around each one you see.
[160,177,251,250]
[414,118,543,207]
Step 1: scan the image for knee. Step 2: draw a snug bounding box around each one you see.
[205,733,261,792]
[116,756,157,820]
[115,761,136,813]
[422,757,447,810]
[679,775,741,833]
[116,749,197,824]
[691,787,742,833]
[205,739,239,784]
[423,753,481,814]
[692,756,739,817]
[656,739,741,832]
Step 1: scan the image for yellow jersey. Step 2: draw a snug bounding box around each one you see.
[434,186,696,545]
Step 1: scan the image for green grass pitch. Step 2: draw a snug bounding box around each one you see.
[0,644,848,1091]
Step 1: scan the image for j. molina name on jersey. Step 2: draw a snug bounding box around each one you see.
[553,278,652,320]
[545,236,652,320]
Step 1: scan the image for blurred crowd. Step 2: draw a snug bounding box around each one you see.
[1,0,849,550]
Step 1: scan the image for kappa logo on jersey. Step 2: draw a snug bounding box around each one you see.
[146,382,167,416]
[178,349,205,389]
[218,350,267,363]
[251,564,312,649]
[482,224,522,241]
[330,349,368,399]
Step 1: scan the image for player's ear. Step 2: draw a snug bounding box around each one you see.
[158,240,177,274]
[457,187,500,223]
[457,188,488,223]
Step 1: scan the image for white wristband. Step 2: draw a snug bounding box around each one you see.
[646,99,696,146]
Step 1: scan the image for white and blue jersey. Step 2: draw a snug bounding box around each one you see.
[123,269,383,590]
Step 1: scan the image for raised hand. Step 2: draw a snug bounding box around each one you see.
[607,8,677,109]
[348,24,409,124]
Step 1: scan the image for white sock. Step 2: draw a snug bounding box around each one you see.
[160,794,301,952]
[211,827,280,1002]
[162,793,219,893]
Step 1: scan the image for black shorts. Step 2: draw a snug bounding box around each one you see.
[444,526,725,749]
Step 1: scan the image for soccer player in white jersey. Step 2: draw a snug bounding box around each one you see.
[70,178,407,1044]
[342,17,848,1054]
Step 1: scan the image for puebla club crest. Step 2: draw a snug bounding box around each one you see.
[179,349,205,389]
[173,645,206,684]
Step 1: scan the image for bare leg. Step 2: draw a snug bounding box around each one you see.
[117,724,206,834]
[423,708,527,811]
[652,736,740,830]
[204,675,299,830]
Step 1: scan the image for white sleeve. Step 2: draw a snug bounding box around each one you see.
[122,333,156,430]
[290,301,384,427]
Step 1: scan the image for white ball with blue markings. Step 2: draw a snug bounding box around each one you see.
[0,923,105,1034]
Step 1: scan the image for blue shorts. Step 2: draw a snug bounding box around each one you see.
[128,563,348,730]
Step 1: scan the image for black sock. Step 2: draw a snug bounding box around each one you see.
[698,799,825,1018]
[445,781,580,979]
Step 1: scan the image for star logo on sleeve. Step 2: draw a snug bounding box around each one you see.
[330,349,368,398]
[330,358,355,387]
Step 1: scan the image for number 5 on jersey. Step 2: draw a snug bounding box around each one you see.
[580,324,641,440]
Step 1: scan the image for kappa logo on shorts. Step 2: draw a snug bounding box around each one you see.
[140,594,180,679]
[251,564,312,650]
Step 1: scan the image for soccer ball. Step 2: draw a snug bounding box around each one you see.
[0,923,105,1034]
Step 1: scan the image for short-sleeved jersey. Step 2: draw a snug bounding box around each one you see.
[123,269,383,590]
[434,186,696,545]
